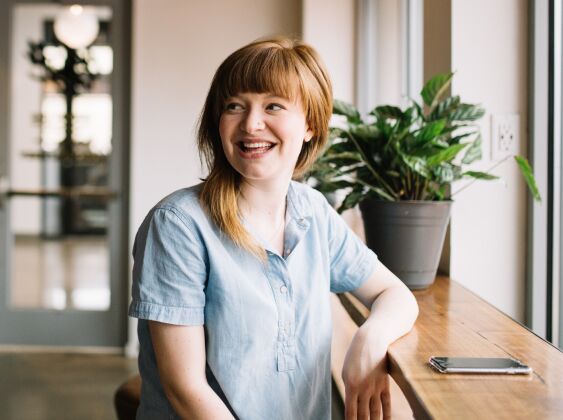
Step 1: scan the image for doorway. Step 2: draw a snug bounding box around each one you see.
[0,0,131,348]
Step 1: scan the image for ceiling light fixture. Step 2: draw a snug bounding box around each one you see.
[54,4,100,49]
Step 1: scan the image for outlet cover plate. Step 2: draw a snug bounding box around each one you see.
[491,114,519,160]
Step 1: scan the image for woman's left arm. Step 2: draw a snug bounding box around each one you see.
[341,261,419,420]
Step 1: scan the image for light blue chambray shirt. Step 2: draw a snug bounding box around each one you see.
[128,181,378,420]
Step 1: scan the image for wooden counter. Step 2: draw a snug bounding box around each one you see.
[331,276,563,419]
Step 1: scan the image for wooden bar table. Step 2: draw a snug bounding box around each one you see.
[332,276,563,419]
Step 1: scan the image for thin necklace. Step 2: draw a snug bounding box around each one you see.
[266,213,285,244]
[239,194,286,244]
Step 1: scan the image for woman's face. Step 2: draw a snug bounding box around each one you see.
[218,92,313,186]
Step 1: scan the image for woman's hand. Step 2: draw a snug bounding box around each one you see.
[341,328,391,420]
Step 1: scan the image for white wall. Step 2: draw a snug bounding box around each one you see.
[302,0,363,236]
[302,0,356,103]
[449,0,529,321]
[374,0,404,106]
[128,0,302,354]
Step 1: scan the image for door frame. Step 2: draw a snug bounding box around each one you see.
[0,0,131,348]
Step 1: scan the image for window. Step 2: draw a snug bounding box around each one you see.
[528,0,562,347]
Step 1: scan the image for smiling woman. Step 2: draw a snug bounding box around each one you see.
[218,92,313,256]
[128,37,418,420]
[198,37,332,259]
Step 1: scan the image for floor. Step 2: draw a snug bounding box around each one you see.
[0,352,137,420]
[0,351,354,420]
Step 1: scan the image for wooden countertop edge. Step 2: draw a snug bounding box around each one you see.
[387,351,432,420]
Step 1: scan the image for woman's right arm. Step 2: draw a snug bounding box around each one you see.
[149,321,235,420]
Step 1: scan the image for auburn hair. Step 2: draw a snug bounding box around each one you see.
[197,37,333,259]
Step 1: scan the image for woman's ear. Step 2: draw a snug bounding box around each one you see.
[304,128,314,143]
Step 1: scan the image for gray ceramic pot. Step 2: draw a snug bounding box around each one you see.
[359,200,452,290]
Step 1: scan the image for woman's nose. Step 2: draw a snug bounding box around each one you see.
[240,108,265,133]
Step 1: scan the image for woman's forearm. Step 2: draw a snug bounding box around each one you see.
[341,282,418,419]
[166,384,236,420]
[359,283,419,348]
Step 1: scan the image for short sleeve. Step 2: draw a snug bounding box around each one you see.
[324,201,378,293]
[128,207,208,325]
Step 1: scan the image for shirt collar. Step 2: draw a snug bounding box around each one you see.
[287,181,313,225]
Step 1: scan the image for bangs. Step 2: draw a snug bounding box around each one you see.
[216,46,304,105]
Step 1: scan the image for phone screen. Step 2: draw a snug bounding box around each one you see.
[433,357,524,369]
[429,356,532,374]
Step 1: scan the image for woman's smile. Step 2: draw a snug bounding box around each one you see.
[236,139,277,158]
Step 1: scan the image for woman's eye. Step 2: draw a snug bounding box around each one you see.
[225,102,243,111]
[267,103,284,111]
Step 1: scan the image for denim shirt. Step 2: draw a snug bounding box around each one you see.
[128,181,378,420]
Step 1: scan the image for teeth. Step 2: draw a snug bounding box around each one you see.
[242,142,273,149]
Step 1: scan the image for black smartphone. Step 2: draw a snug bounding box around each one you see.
[428,356,532,374]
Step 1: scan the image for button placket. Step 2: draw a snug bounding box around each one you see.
[276,315,295,371]
[270,258,294,372]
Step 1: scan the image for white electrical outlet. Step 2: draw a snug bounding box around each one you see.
[491,114,519,160]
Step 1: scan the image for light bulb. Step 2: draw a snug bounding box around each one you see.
[54,5,99,49]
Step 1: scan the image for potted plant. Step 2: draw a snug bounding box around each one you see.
[305,73,541,289]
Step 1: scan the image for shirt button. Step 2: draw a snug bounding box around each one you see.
[285,248,291,255]
[280,285,288,293]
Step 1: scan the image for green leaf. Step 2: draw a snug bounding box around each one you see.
[461,135,482,164]
[410,100,423,119]
[449,103,486,121]
[323,150,362,160]
[326,139,356,154]
[317,180,356,194]
[414,119,447,144]
[448,132,477,145]
[428,184,447,200]
[429,95,460,120]
[440,185,448,199]
[329,127,347,139]
[371,105,403,120]
[350,124,380,142]
[462,171,499,180]
[427,143,468,166]
[434,163,455,183]
[429,138,450,148]
[401,155,430,178]
[366,186,396,202]
[333,99,361,124]
[421,72,454,108]
[411,146,447,158]
[320,151,363,166]
[514,156,542,202]
[337,185,365,213]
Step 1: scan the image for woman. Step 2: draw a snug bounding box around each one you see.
[129,37,418,420]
